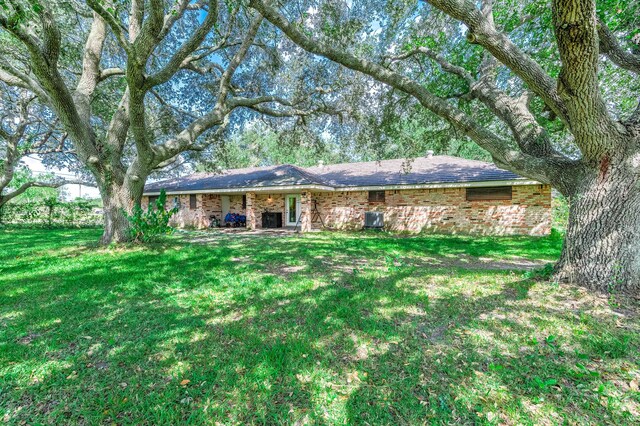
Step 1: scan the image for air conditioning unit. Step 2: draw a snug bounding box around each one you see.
[364,212,384,229]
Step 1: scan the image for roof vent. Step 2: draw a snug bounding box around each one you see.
[426,150,434,158]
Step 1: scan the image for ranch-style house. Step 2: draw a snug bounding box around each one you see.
[142,154,552,235]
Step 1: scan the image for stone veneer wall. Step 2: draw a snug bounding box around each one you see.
[141,184,551,235]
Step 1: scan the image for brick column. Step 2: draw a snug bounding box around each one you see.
[300,191,312,232]
[246,192,256,230]
[197,194,206,229]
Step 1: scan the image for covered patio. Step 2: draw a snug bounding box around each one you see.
[163,190,315,232]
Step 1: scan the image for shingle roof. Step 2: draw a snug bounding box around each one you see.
[143,155,526,194]
[144,164,328,193]
[305,156,521,187]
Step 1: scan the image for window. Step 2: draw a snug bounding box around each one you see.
[466,186,512,201]
[368,190,385,203]
[242,195,247,209]
[190,194,197,210]
[173,196,181,210]
[148,195,165,210]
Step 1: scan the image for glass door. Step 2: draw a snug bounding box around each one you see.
[285,194,301,226]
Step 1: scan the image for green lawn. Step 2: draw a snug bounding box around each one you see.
[1,228,639,425]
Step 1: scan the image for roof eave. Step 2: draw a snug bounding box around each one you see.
[335,179,539,191]
[143,184,335,196]
[143,179,541,196]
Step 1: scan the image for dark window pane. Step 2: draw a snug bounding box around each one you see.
[190,194,197,210]
[368,190,385,202]
[242,195,247,209]
[466,186,512,201]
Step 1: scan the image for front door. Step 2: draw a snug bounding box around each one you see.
[221,195,230,225]
[285,194,301,226]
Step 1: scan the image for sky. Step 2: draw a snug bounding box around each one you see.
[22,155,100,200]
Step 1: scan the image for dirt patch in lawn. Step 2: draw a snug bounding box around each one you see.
[316,254,547,273]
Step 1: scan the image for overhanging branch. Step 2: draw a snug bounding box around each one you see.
[597,19,640,75]
[249,0,574,189]
[423,0,568,123]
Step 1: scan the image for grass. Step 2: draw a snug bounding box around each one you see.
[1,228,639,425]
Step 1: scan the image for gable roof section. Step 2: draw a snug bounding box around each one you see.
[143,155,529,195]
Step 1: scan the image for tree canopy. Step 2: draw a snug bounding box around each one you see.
[0,0,341,242]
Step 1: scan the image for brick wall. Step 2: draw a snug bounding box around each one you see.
[142,184,551,235]
[141,193,248,229]
[312,184,551,235]
[253,194,285,228]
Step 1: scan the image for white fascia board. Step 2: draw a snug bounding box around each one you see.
[143,179,542,196]
[143,184,335,196]
[337,179,541,192]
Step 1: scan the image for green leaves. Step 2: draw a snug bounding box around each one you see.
[0,198,99,227]
[126,189,178,243]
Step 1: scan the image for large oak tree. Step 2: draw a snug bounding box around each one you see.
[248,0,640,292]
[0,0,323,243]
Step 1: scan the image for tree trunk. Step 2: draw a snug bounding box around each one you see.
[99,178,144,245]
[555,157,640,293]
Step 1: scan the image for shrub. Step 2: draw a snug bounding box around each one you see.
[0,199,101,227]
[126,189,177,242]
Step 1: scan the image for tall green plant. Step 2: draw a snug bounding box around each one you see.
[126,189,178,243]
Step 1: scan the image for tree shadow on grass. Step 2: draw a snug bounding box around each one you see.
[0,229,637,424]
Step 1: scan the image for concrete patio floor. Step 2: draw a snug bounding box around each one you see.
[173,226,320,242]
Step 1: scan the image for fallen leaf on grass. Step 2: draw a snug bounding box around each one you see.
[180,379,191,386]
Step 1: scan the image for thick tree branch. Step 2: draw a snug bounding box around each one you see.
[99,68,126,81]
[0,63,49,101]
[229,95,294,108]
[145,0,219,89]
[129,0,144,42]
[74,13,108,123]
[250,0,572,187]
[466,55,559,160]
[151,106,228,164]
[217,14,264,106]
[597,19,640,75]
[423,0,568,123]
[39,8,62,67]
[552,0,619,160]
[105,90,131,165]
[0,178,89,207]
[134,0,164,59]
[85,0,132,52]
